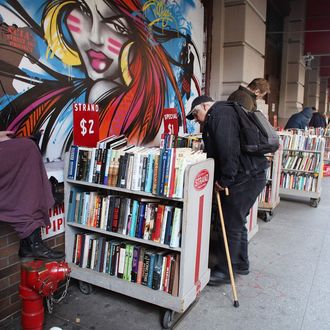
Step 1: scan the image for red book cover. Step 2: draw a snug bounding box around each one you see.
[75,234,82,265]
[163,254,172,293]
[111,197,121,232]
[136,247,145,284]
[151,204,165,242]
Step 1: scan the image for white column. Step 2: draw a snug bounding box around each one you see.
[278,0,306,127]
[319,77,329,115]
[220,0,267,100]
[304,57,320,108]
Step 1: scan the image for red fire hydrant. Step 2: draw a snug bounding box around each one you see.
[19,260,71,330]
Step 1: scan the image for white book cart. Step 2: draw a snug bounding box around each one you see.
[278,132,325,208]
[64,152,214,329]
[257,141,283,222]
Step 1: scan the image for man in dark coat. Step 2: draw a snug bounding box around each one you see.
[186,96,268,284]
[284,107,313,130]
[0,131,65,260]
[227,78,270,111]
[309,107,327,128]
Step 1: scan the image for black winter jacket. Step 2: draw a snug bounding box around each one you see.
[202,102,269,188]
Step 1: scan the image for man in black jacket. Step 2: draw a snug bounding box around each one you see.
[186,96,268,285]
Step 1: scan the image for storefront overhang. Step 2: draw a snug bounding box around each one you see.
[305,0,330,97]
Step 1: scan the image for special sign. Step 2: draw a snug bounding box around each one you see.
[163,108,179,136]
[73,103,99,147]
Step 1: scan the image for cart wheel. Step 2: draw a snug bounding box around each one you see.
[78,281,93,295]
[162,310,175,329]
[258,210,271,222]
[310,198,320,208]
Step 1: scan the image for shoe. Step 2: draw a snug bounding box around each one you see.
[233,264,249,275]
[19,228,65,260]
[234,268,249,275]
[208,270,231,286]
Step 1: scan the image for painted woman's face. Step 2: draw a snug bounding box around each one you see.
[67,0,130,82]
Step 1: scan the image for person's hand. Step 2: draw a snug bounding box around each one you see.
[214,181,225,192]
[0,131,15,142]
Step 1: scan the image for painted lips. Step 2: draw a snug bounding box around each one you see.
[86,50,112,73]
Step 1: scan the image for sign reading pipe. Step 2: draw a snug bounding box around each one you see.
[194,169,209,191]
[41,203,65,240]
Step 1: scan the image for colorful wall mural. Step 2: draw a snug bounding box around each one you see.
[0,0,204,161]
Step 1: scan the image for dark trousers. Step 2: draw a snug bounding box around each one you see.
[213,171,266,274]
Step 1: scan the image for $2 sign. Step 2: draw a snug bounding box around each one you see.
[73,103,99,147]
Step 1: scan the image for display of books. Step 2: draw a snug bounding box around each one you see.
[65,137,215,315]
[67,135,206,199]
[278,131,325,207]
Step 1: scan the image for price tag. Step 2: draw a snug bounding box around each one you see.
[73,103,99,147]
[163,108,179,136]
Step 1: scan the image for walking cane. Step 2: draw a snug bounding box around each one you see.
[216,188,239,307]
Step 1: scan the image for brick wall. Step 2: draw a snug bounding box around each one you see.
[0,223,64,325]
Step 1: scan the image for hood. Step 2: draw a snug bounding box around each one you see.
[302,107,313,119]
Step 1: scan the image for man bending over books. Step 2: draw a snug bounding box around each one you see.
[186,96,268,285]
[0,131,64,260]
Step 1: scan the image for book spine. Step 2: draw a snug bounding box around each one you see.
[136,248,145,284]
[136,202,146,239]
[99,148,108,185]
[120,153,129,188]
[152,204,164,243]
[111,197,121,232]
[141,251,151,286]
[103,149,112,185]
[68,145,78,179]
[144,153,154,193]
[170,208,182,248]
[131,246,140,283]
[129,200,139,237]
[147,253,156,288]
[117,243,126,278]
[152,154,160,195]
[106,196,115,232]
[151,254,163,290]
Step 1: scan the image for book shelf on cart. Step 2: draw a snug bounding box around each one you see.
[64,154,214,329]
[257,141,283,222]
[278,133,325,208]
[324,133,330,164]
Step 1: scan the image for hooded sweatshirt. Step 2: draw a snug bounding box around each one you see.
[284,107,313,129]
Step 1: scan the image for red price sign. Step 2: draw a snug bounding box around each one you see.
[73,103,99,147]
[163,108,179,136]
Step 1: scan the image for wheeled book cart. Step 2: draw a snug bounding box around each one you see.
[64,154,214,329]
[257,141,283,222]
[279,133,325,208]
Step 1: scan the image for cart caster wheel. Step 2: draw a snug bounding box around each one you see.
[258,211,271,222]
[310,198,320,208]
[162,310,175,329]
[78,281,93,295]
